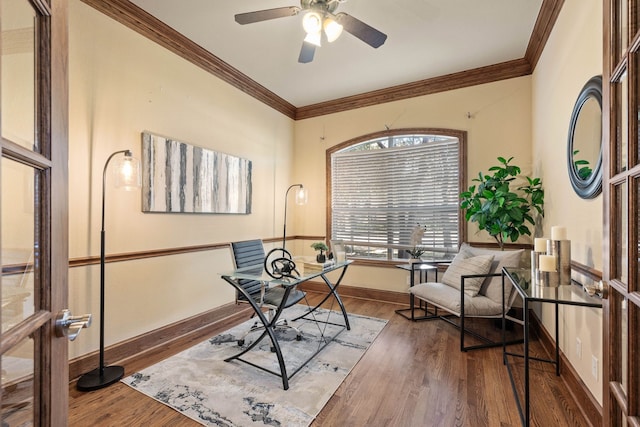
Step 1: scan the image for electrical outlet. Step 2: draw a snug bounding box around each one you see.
[406,276,411,286]
[576,338,582,359]
[592,355,598,380]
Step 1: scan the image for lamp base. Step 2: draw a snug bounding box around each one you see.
[76,365,124,391]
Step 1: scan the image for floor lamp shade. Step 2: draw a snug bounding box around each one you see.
[77,149,141,391]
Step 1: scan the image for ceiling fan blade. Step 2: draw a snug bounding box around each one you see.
[235,6,301,25]
[298,41,316,63]
[334,12,387,48]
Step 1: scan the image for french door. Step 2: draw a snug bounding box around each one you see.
[604,0,640,425]
[0,0,68,425]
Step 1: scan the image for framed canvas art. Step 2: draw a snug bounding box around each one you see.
[142,132,252,214]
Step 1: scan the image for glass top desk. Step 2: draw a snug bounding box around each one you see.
[220,260,352,390]
[502,267,602,427]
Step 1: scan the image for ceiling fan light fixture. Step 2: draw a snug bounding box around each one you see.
[302,11,323,34]
[304,31,322,47]
[323,17,343,42]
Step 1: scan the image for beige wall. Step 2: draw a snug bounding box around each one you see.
[531,0,603,403]
[67,0,296,357]
[294,76,533,291]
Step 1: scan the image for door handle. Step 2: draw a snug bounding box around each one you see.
[585,280,608,299]
[55,309,92,341]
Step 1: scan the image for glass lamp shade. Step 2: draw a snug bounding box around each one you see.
[113,154,141,190]
[302,11,322,34]
[324,17,343,42]
[295,187,308,205]
[304,31,322,47]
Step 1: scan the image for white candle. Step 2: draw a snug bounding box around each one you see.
[551,226,567,241]
[539,255,557,272]
[534,238,548,252]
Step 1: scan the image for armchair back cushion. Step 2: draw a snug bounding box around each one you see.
[459,243,524,305]
[441,251,495,297]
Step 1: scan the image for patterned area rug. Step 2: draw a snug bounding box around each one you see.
[122,306,387,426]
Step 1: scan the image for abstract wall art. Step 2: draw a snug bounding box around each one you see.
[142,132,252,214]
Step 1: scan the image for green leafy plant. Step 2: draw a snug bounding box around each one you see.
[311,242,329,252]
[459,156,544,250]
[407,246,426,258]
[311,242,329,263]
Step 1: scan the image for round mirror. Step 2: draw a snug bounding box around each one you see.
[567,75,603,199]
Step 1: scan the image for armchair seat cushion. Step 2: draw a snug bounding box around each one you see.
[410,282,502,317]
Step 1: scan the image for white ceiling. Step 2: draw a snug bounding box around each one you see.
[129,0,543,107]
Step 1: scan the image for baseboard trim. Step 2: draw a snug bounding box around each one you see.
[529,312,603,426]
[69,302,253,381]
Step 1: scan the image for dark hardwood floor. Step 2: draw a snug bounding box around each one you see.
[69,294,591,426]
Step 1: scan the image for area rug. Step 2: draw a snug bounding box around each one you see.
[122,306,387,426]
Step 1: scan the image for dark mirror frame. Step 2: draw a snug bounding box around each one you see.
[567,75,603,199]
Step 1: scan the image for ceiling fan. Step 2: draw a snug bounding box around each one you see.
[235,0,387,63]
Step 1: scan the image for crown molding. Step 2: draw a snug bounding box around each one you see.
[81,0,561,120]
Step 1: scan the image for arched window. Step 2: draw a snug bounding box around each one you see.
[327,128,466,262]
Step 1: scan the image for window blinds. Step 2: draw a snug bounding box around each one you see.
[331,139,459,252]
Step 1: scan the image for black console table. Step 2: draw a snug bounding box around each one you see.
[502,267,602,426]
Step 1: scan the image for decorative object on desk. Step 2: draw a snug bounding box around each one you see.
[330,239,346,262]
[122,306,387,427]
[303,259,335,273]
[141,132,252,214]
[538,254,559,287]
[531,237,548,284]
[77,149,141,391]
[547,226,571,286]
[459,156,544,250]
[311,241,329,263]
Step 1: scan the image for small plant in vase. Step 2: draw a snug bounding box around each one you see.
[407,223,427,262]
[407,246,426,262]
[311,242,329,263]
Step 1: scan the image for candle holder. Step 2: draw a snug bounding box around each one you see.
[538,269,559,287]
[531,251,541,285]
[547,239,571,286]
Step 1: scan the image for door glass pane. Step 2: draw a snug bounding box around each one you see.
[617,71,629,173]
[1,338,34,425]
[0,0,36,151]
[1,159,36,331]
[616,182,629,284]
[618,0,629,58]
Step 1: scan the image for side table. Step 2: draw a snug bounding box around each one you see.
[502,267,602,426]
[395,262,438,321]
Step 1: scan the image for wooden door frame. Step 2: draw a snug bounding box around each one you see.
[1,0,69,424]
[49,0,69,424]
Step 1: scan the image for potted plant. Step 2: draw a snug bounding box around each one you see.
[407,246,426,262]
[459,156,544,250]
[311,242,329,263]
[406,223,427,262]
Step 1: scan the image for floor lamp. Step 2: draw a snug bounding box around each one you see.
[281,184,308,253]
[77,149,141,391]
